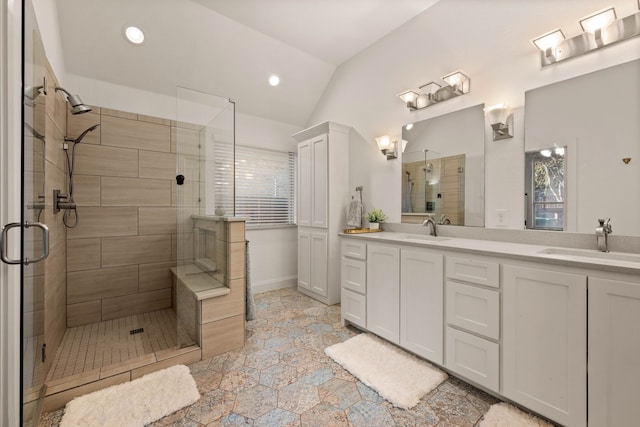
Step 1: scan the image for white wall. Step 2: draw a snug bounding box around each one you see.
[308,0,640,230]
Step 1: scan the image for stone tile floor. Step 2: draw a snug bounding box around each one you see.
[40,287,501,427]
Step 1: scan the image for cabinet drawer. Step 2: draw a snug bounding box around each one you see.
[446,281,499,340]
[341,257,366,294]
[445,327,499,392]
[341,239,366,260]
[342,288,366,328]
[446,256,500,288]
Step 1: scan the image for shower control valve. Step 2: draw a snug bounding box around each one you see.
[53,189,76,214]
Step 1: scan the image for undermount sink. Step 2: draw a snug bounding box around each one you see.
[398,233,450,242]
[538,248,640,263]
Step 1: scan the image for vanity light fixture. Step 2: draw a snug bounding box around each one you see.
[531,29,565,62]
[485,104,513,141]
[375,135,398,160]
[397,71,470,111]
[532,3,640,67]
[580,7,617,46]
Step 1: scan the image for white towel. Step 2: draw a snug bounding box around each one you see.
[347,198,363,228]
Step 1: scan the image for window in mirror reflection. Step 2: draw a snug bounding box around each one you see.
[525,147,566,230]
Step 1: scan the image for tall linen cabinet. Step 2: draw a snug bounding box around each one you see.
[293,122,350,305]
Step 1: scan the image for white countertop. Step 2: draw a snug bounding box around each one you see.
[340,231,640,275]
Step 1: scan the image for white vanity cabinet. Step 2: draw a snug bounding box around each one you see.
[503,264,587,427]
[588,275,640,427]
[366,244,400,344]
[340,240,367,328]
[400,249,443,364]
[444,256,500,392]
[294,122,350,305]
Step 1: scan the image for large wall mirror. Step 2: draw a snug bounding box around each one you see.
[401,104,485,226]
[524,59,640,236]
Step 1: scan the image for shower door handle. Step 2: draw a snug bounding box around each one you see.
[0,222,50,265]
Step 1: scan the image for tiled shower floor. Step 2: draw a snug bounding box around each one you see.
[47,308,182,382]
[40,288,502,427]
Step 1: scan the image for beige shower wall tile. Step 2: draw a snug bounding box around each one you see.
[73,144,138,177]
[139,151,177,180]
[66,112,101,145]
[101,177,171,206]
[67,207,138,239]
[67,265,138,304]
[138,114,171,126]
[227,241,245,280]
[102,289,171,321]
[138,207,177,235]
[102,235,172,267]
[139,261,176,292]
[67,301,102,327]
[171,126,201,155]
[44,115,66,171]
[101,115,170,152]
[228,222,245,243]
[100,107,137,120]
[73,175,101,207]
[67,238,101,272]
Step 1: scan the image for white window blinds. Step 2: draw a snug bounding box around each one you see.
[234,145,296,227]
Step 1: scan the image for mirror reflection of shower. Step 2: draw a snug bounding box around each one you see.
[59,124,100,228]
[403,171,414,213]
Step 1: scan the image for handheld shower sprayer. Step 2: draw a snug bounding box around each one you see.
[55,87,92,115]
[58,123,101,228]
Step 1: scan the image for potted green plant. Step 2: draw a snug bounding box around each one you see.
[366,208,387,230]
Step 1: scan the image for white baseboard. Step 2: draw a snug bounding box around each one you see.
[251,276,297,294]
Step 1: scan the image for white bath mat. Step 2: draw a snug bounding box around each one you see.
[479,402,554,427]
[325,333,447,409]
[60,364,200,427]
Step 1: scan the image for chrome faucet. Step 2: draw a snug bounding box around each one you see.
[422,216,437,236]
[596,218,612,252]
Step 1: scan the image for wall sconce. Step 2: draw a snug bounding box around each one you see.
[485,104,513,140]
[532,3,640,67]
[375,135,398,160]
[397,71,470,111]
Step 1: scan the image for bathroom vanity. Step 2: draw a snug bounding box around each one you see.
[340,231,640,427]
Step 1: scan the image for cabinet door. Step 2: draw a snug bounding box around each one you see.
[367,245,400,344]
[297,230,311,291]
[342,288,366,328]
[311,134,328,228]
[297,141,311,227]
[341,257,366,294]
[446,281,499,340]
[310,231,328,297]
[503,265,586,427]
[589,277,640,427]
[400,249,443,363]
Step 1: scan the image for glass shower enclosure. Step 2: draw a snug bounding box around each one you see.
[174,87,235,347]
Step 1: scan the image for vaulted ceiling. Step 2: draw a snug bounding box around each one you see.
[54,0,439,125]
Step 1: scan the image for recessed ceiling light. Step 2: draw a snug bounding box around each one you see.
[405,123,414,130]
[124,26,145,45]
[268,74,280,87]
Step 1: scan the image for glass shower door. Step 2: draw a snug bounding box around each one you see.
[20,1,48,424]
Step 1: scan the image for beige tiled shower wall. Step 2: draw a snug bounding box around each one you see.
[66,107,202,327]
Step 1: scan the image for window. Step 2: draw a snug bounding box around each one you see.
[525,147,565,230]
[234,145,296,227]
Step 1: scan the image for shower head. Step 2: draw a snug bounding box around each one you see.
[65,124,100,144]
[55,87,92,115]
